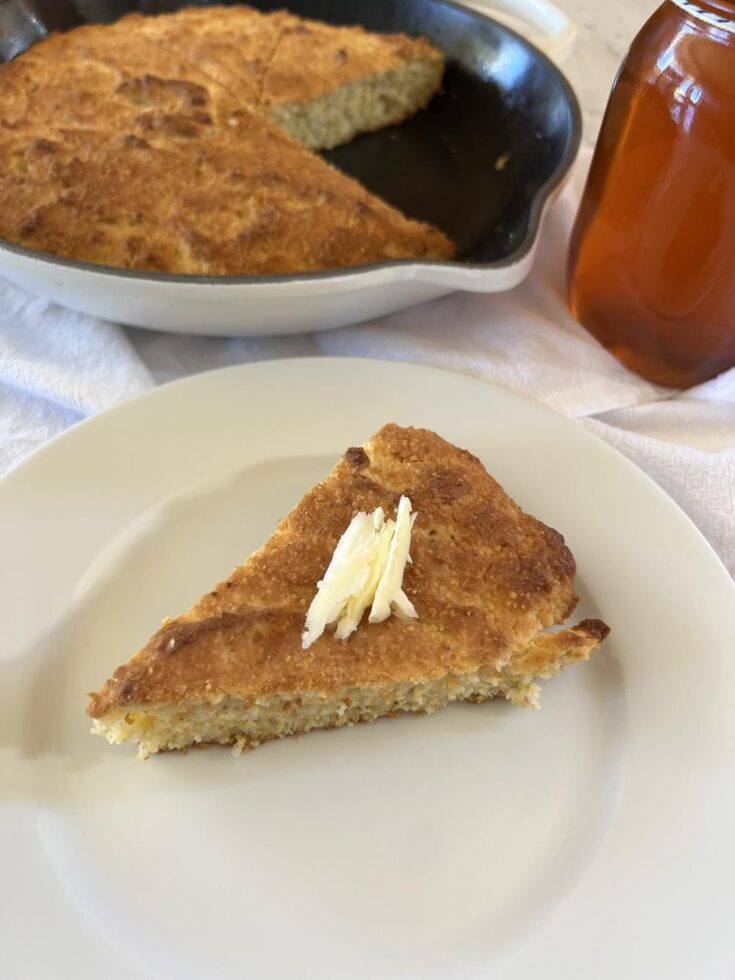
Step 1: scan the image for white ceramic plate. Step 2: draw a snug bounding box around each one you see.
[2,358,733,980]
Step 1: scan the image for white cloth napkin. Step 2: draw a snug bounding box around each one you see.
[1,151,733,575]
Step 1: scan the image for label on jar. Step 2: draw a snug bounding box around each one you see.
[670,0,735,33]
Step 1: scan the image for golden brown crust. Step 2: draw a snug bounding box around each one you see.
[508,619,610,677]
[88,425,609,719]
[145,709,418,757]
[0,7,451,274]
[128,5,442,112]
[127,6,289,102]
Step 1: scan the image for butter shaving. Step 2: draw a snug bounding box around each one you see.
[302,496,417,649]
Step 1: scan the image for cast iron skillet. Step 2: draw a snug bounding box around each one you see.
[0,0,581,276]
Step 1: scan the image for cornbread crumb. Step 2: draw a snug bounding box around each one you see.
[268,58,443,150]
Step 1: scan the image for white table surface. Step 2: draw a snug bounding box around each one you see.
[554,0,658,141]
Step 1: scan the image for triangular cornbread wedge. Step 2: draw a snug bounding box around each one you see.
[119,5,445,149]
[0,15,451,273]
[88,425,609,757]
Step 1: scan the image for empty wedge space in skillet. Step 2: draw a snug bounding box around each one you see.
[0,6,451,273]
[87,424,610,758]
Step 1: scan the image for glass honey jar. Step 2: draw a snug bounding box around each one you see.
[567,0,735,387]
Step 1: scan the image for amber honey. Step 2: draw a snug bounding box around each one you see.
[568,0,735,387]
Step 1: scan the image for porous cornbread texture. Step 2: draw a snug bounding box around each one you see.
[88,425,609,757]
[0,6,452,274]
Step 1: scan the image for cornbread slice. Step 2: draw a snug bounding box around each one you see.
[87,425,609,757]
[0,6,451,273]
[123,6,289,105]
[258,14,444,149]
[127,5,445,149]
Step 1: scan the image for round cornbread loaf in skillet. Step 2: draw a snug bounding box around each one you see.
[87,425,609,755]
[0,6,452,274]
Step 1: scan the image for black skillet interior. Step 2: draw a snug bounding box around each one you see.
[0,0,580,266]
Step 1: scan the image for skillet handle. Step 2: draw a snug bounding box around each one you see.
[457,0,577,62]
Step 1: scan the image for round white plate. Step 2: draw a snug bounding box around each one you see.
[2,358,733,980]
